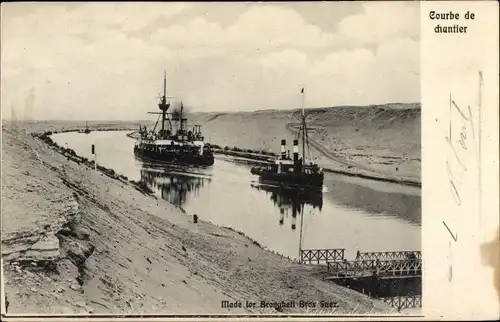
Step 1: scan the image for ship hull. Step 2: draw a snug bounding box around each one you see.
[252,168,323,190]
[134,148,214,166]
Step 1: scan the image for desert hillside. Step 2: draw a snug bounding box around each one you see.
[190,103,421,182]
[2,124,390,315]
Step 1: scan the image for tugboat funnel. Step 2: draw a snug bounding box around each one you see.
[280,139,286,159]
[293,139,299,162]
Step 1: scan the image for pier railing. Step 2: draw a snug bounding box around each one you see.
[380,295,422,311]
[300,249,345,264]
[375,259,422,277]
[326,259,421,278]
[356,251,421,261]
[327,260,376,277]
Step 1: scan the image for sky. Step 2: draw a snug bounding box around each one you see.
[1,2,420,121]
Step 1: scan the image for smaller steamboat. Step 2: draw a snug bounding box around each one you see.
[134,72,214,166]
[250,96,323,190]
[250,139,324,189]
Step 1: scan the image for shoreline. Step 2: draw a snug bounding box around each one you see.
[285,123,421,187]
[127,128,421,188]
[2,123,392,315]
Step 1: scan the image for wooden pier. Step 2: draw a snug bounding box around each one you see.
[298,249,422,281]
[380,295,422,311]
[299,248,345,264]
[325,259,422,280]
[356,251,421,261]
[299,248,422,310]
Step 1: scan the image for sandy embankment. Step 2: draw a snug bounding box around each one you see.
[190,103,421,186]
[1,123,391,315]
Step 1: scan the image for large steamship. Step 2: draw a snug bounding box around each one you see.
[250,89,324,189]
[133,72,214,166]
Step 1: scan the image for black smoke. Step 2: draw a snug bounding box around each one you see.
[170,102,190,120]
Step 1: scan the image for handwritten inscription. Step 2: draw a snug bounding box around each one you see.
[444,98,478,242]
[443,221,458,242]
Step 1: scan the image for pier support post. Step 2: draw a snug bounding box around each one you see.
[91,144,97,171]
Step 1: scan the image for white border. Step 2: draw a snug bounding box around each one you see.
[422,1,499,320]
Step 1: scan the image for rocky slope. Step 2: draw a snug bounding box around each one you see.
[1,122,391,315]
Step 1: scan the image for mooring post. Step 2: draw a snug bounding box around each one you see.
[193,214,198,223]
[91,144,97,171]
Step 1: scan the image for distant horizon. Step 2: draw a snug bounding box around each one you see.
[2,101,421,122]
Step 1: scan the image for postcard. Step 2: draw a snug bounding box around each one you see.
[1,1,498,321]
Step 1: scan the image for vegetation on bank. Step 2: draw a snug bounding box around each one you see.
[34,131,156,196]
[210,144,276,157]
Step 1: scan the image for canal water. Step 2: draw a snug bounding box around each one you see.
[51,131,421,261]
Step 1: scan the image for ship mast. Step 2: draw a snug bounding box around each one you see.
[302,112,306,167]
[161,71,166,135]
[301,87,306,168]
[158,70,170,138]
[146,71,172,139]
[180,102,184,134]
[163,70,167,100]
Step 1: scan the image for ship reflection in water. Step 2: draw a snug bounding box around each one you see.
[140,165,211,208]
[251,183,323,230]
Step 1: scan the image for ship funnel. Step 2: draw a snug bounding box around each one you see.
[280,139,286,159]
[293,139,299,162]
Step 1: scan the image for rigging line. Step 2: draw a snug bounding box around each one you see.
[298,199,305,262]
[299,201,315,250]
[152,113,161,133]
[305,128,313,163]
[165,111,172,131]
[306,129,310,159]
